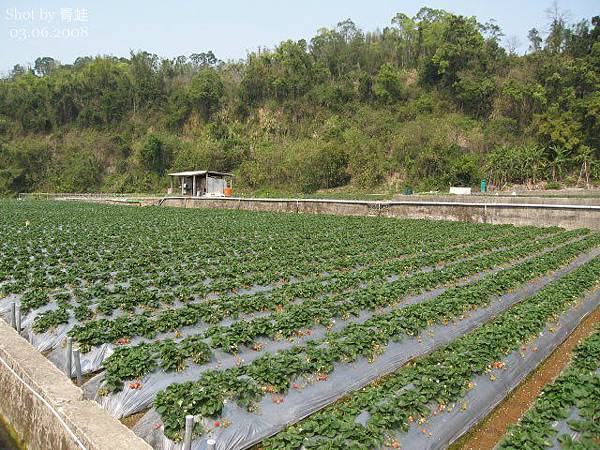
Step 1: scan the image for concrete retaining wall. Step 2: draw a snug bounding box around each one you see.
[393,194,600,206]
[383,202,600,229]
[160,197,600,230]
[0,321,151,450]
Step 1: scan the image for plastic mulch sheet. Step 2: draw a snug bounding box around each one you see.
[5,232,573,379]
[548,407,584,449]
[10,244,492,373]
[56,251,496,376]
[85,268,480,418]
[393,288,600,450]
[545,366,600,449]
[87,239,587,421]
[130,248,600,450]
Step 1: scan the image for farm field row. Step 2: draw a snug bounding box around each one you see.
[0,200,598,450]
[262,256,600,449]
[498,324,600,450]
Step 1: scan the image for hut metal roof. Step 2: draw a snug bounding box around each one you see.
[168,170,234,177]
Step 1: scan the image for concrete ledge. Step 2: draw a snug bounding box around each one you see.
[159,197,600,230]
[0,321,151,450]
[61,401,152,450]
[392,194,600,206]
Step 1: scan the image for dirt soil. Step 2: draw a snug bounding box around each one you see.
[454,303,600,450]
[121,410,146,429]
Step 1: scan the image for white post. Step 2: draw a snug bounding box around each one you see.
[15,306,21,333]
[9,302,16,329]
[183,415,194,450]
[66,337,73,377]
[207,438,216,450]
[73,349,83,385]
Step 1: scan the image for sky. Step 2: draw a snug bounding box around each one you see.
[0,0,598,74]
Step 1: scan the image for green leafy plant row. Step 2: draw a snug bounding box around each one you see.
[75,226,567,355]
[152,234,600,441]
[55,220,532,330]
[102,335,213,393]
[262,257,600,450]
[97,229,570,391]
[3,200,535,321]
[84,226,508,317]
[204,230,583,353]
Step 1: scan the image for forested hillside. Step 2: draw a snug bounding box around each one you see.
[0,7,599,195]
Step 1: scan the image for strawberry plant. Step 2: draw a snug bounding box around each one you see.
[71,228,580,353]
[499,325,600,449]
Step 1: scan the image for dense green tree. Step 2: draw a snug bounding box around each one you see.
[190,51,217,69]
[421,15,486,87]
[135,134,174,176]
[372,64,405,102]
[188,69,224,121]
[272,39,316,100]
[129,51,164,114]
[10,64,27,78]
[75,58,132,125]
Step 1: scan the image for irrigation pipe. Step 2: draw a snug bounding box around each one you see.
[0,353,88,450]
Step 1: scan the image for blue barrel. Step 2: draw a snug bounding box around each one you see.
[480,179,487,193]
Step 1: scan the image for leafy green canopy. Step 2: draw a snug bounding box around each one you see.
[0,9,599,194]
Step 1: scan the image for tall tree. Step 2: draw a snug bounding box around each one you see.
[527,28,543,53]
[188,69,224,121]
[34,57,58,77]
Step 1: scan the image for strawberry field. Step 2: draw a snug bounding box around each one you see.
[1,199,599,450]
